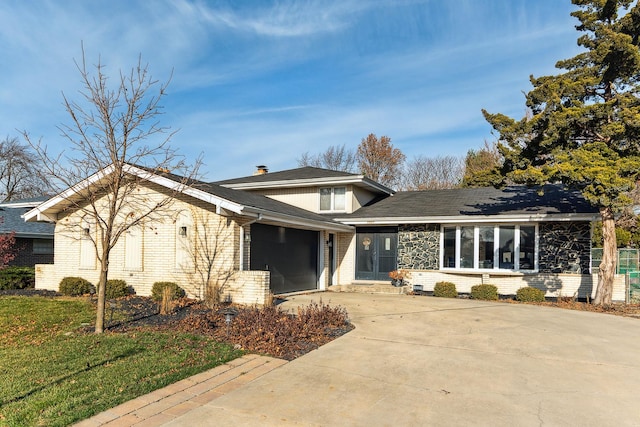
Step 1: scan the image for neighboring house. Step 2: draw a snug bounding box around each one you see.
[0,197,55,267]
[24,164,625,304]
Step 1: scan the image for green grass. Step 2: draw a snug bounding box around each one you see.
[0,296,243,427]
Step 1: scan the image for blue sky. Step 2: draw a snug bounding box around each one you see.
[0,0,581,181]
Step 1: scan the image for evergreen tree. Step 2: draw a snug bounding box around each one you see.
[483,0,640,305]
[460,141,503,188]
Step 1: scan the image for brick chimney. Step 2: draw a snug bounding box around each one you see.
[254,165,268,175]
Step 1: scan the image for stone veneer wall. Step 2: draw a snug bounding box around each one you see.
[397,221,592,274]
[397,224,439,270]
[539,222,591,274]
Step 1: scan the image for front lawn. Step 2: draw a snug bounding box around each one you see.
[0,296,242,427]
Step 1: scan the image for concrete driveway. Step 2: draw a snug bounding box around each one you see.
[167,292,640,426]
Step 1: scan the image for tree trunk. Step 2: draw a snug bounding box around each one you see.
[594,206,616,306]
[94,263,109,333]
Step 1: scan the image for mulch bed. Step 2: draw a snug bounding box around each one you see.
[521,299,640,318]
[0,290,353,361]
[106,296,354,361]
[0,289,61,297]
[7,289,639,359]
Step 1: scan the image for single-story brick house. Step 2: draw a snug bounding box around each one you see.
[24,164,625,303]
[0,197,54,267]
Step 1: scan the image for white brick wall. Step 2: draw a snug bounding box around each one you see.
[336,232,356,285]
[408,270,627,302]
[35,183,271,305]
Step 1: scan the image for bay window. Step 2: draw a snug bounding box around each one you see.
[441,224,537,271]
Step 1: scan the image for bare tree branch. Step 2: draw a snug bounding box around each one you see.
[24,47,200,333]
[400,155,464,190]
[297,144,357,173]
[0,136,51,201]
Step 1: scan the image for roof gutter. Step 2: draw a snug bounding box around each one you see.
[242,207,353,232]
[222,176,395,195]
[337,212,600,226]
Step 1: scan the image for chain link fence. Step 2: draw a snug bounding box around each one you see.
[591,248,640,303]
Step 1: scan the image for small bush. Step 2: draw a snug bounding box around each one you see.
[433,281,457,298]
[0,267,35,290]
[176,300,352,360]
[59,277,94,296]
[516,286,546,302]
[151,282,185,301]
[470,284,499,300]
[105,279,133,299]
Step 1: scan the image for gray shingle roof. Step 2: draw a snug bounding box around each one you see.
[145,169,351,228]
[213,166,359,185]
[0,205,54,237]
[195,181,351,225]
[335,185,598,220]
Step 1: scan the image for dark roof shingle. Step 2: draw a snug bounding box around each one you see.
[0,205,54,237]
[213,166,359,185]
[335,185,598,220]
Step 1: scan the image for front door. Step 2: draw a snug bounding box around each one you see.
[355,228,398,281]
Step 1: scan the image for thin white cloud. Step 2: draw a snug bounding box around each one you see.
[186,0,368,37]
[0,0,586,183]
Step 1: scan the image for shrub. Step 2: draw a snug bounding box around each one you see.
[59,277,94,296]
[0,267,35,290]
[433,281,457,298]
[516,286,546,302]
[151,282,185,301]
[470,284,499,300]
[105,279,133,299]
[177,301,353,360]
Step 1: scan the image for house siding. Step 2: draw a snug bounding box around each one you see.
[408,270,626,302]
[249,185,379,214]
[10,237,54,267]
[34,183,270,305]
[397,221,592,274]
[538,222,591,274]
[352,186,378,211]
[395,221,615,299]
[398,224,439,270]
[250,187,320,212]
[336,231,356,284]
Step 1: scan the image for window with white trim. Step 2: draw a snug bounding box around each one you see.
[319,187,346,212]
[442,224,537,271]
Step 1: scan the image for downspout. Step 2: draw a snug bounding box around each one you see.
[240,214,262,271]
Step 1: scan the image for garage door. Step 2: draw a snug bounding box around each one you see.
[250,223,319,294]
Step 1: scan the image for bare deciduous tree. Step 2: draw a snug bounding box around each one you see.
[297,144,357,172]
[400,155,464,190]
[24,48,199,333]
[356,133,405,188]
[0,137,50,201]
[180,207,236,306]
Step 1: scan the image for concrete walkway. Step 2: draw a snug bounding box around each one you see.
[75,354,287,426]
[166,293,640,426]
[79,292,640,426]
